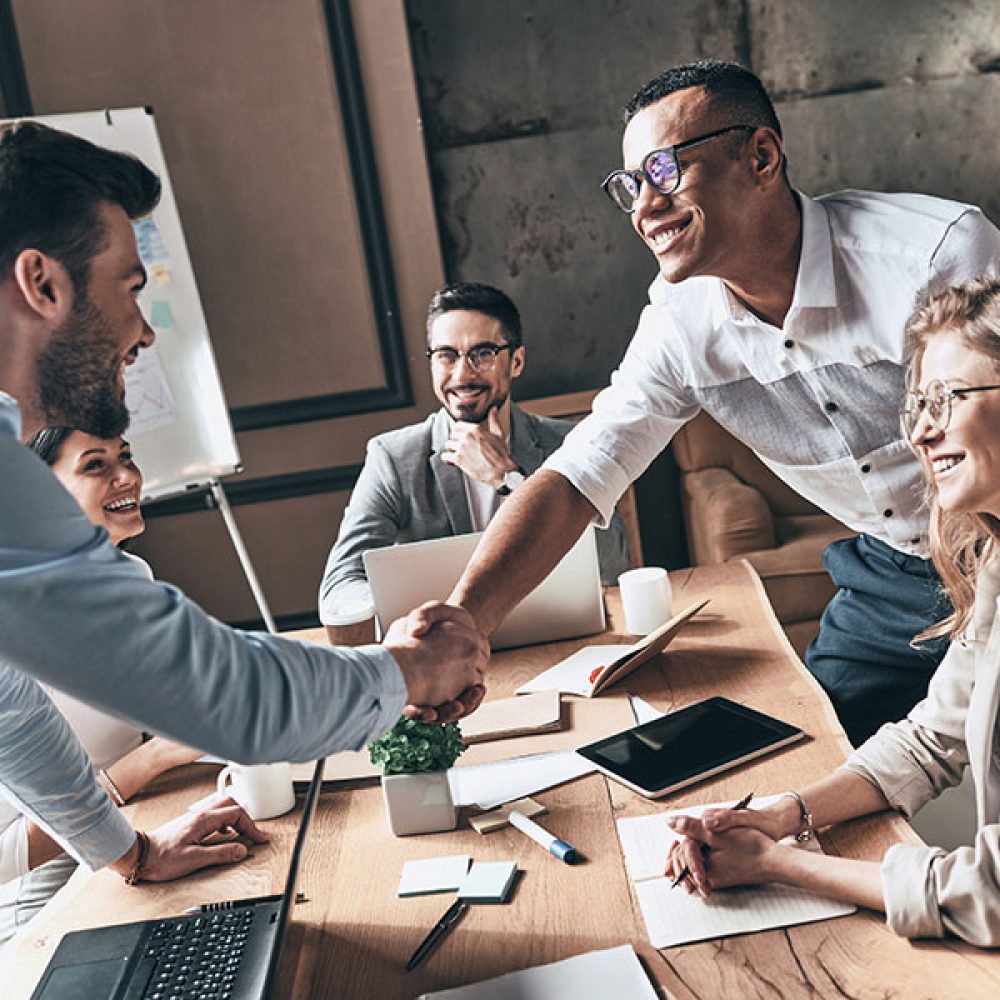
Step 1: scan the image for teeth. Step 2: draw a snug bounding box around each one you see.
[933,456,962,474]
[104,497,137,512]
[650,224,686,248]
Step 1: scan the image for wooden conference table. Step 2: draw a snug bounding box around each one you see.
[10,562,1000,998]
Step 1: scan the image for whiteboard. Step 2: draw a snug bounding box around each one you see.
[9,107,241,499]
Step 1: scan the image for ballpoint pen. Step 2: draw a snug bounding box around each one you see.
[405,898,469,972]
[669,791,754,889]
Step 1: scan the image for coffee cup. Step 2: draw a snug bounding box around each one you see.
[618,567,673,635]
[217,761,296,820]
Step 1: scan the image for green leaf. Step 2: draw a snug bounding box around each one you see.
[367,717,467,775]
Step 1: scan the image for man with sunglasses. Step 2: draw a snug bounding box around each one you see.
[445,60,1000,747]
[319,281,628,644]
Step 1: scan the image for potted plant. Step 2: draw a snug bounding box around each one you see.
[368,717,467,836]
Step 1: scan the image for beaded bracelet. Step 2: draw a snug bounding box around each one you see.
[781,790,814,843]
[124,830,150,885]
[99,768,126,807]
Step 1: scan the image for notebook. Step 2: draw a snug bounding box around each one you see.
[30,759,325,1000]
[616,795,856,948]
[363,526,605,650]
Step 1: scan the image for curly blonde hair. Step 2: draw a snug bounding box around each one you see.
[905,277,1000,640]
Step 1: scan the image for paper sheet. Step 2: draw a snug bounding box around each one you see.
[616,796,856,948]
[447,750,596,810]
[516,645,633,697]
[418,944,657,1000]
[398,855,470,897]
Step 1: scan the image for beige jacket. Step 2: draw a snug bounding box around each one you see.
[846,557,1000,945]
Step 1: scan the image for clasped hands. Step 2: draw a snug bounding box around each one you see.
[383,601,488,724]
[665,803,789,897]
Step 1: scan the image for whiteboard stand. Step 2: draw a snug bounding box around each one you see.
[209,480,277,635]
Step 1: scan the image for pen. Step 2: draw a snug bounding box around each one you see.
[508,810,578,864]
[669,791,754,889]
[405,898,469,972]
[181,890,305,915]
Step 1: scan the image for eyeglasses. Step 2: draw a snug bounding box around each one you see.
[426,342,512,371]
[900,378,1000,437]
[601,124,758,213]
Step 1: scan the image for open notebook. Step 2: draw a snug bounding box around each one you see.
[616,796,856,948]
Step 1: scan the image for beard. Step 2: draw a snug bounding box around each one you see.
[446,386,509,424]
[35,294,130,439]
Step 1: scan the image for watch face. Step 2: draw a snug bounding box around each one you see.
[503,470,525,490]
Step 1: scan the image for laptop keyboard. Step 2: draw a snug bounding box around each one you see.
[140,909,254,999]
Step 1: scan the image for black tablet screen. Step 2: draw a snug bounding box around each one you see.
[577,697,803,795]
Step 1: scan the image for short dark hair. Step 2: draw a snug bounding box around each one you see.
[624,60,782,138]
[427,282,523,349]
[0,122,161,294]
[26,426,73,466]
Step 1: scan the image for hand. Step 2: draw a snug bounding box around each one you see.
[384,602,489,723]
[665,808,781,896]
[441,406,515,488]
[137,799,269,883]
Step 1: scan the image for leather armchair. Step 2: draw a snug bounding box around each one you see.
[672,412,855,657]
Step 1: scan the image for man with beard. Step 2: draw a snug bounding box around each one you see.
[319,282,628,644]
[0,123,487,882]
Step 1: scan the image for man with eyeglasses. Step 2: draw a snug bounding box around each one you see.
[444,60,1000,747]
[318,281,628,644]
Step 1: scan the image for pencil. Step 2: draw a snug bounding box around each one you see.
[668,791,754,888]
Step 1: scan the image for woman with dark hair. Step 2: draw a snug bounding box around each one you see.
[666,277,1000,946]
[0,429,263,943]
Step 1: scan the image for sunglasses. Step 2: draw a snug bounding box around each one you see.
[602,124,758,213]
[900,378,1000,438]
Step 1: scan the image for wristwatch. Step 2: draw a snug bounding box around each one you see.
[496,465,527,496]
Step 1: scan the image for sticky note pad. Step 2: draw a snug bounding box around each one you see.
[457,860,518,904]
[398,855,471,897]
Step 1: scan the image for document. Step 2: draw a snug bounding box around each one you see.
[447,750,596,810]
[616,796,856,948]
[417,944,657,999]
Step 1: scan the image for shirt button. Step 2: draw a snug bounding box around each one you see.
[783,339,794,349]
[860,463,871,474]
[824,401,838,413]
[884,509,894,518]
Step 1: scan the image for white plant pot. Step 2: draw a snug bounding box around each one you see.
[381,770,458,837]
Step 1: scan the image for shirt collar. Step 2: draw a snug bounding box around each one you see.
[0,391,21,440]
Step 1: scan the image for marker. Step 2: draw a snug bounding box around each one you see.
[508,809,578,863]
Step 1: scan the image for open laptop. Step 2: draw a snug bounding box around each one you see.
[364,525,606,649]
[30,759,325,1000]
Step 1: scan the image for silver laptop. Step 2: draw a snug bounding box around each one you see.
[364,526,606,649]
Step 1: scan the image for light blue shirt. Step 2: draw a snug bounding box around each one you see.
[0,393,407,870]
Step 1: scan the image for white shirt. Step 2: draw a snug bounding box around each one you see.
[546,190,1000,555]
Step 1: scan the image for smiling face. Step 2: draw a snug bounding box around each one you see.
[35,202,154,438]
[622,88,762,287]
[50,431,145,545]
[911,327,1000,519]
[428,309,524,424]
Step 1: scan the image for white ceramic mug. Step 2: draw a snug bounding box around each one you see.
[618,567,673,635]
[217,762,296,820]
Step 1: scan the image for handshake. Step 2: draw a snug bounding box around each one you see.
[383,602,489,724]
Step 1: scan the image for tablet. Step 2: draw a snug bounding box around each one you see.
[575,696,804,799]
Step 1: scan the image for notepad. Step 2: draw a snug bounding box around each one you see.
[616,796,856,948]
[457,861,518,903]
[460,691,562,744]
[397,855,471,897]
[516,599,709,697]
[417,944,657,999]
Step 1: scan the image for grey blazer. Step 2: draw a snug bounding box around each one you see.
[318,404,629,624]
[846,557,1000,945]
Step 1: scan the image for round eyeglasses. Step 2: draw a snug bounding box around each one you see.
[426,343,512,372]
[601,124,757,213]
[900,378,1000,438]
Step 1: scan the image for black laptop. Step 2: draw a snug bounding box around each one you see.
[30,759,325,1000]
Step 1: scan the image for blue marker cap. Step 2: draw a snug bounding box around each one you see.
[549,839,578,864]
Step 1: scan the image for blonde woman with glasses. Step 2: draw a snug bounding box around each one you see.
[666,277,1000,946]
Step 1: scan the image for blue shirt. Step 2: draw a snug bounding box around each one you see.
[0,393,406,869]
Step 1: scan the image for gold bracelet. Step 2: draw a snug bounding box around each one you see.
[99,768,126,807]
[124,830,150,885]
[781,790,814,843]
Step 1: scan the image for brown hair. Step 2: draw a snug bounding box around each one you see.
[905,276,1000,640]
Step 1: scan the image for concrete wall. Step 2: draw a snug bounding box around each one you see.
[408,0,1000,398]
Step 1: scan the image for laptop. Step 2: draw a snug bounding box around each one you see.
[363,525,606,649]
[30,759,325,1000]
